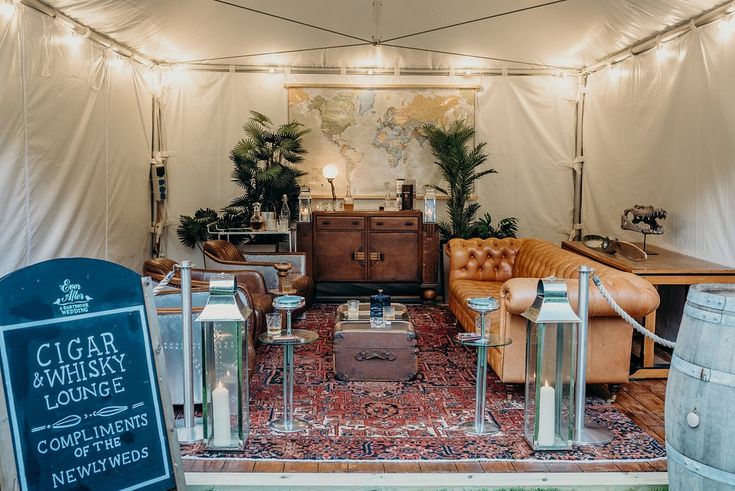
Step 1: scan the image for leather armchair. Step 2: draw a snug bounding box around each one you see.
[143,257,273,343]
[202,240,313,305]
[446,238,660,394]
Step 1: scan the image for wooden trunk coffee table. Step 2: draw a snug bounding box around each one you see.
[562,240,735,379]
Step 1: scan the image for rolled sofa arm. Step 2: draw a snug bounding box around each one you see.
[501,275,659,319]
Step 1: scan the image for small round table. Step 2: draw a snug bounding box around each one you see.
[259,295,318,433]
[459,297,512,435]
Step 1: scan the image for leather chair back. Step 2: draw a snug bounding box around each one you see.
[203,240,246,263]
[447,238,523,282]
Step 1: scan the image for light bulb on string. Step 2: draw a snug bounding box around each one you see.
[0,1,17,19]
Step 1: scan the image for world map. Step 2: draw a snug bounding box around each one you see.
[288,87,475,196]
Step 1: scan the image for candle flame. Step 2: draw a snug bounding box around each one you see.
[544,380,549,387]
[218,380,223,389]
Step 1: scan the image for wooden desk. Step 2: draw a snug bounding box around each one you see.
[562,240,735,379]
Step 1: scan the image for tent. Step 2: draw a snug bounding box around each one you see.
[1,0,734,275]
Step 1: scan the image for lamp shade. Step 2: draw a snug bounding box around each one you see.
[322,164,339,179]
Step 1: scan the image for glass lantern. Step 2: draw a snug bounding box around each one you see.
[424,186,437,223]
[196,274,251,450]
[521,278,579,451]
[298,186,312,222]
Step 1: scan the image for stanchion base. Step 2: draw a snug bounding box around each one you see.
[574,423,614,446]
[459,420,500,435]
[269,418,310,433]
[176,419,204,443]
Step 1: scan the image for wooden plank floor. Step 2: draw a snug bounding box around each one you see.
[183,378,667,474]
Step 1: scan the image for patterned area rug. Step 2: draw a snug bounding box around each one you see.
[181,305,665,462]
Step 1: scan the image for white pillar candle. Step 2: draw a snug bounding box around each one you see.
[537,381,556,447]
[212,381,231,446]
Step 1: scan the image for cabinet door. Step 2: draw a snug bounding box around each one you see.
[369,232,420,282]
[315,230,366,281]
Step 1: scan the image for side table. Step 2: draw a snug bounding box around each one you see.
[459,297,512,435]
[258,329,318,433]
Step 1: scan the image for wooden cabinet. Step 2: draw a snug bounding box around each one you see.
[297,211,439,301]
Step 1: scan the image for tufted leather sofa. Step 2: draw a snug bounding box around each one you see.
[446,238,659,390]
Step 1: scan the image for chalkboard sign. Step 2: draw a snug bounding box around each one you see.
[0,258,183,490]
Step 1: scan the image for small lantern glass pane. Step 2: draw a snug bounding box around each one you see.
[524,321,576,450]
[197,275,250,451]
[202,320,246,450]
[298,186,312,222]
[424,186,437,223]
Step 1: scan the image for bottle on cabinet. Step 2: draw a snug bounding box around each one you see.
[344,186,354,211]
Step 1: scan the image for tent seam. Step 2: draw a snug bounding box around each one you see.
[18,5,31,266]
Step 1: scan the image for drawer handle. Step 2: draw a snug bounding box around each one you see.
[404,221,414,226]
[322,220,331,225]
[369,251,383,262]
[356,351,396,362]
[352,251,366,261]
[351,221,359,225]
[376,221,384,226]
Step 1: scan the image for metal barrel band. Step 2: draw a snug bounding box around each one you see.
[666,443,735,486]
[671,353,735,388]
[684,303,735,327]
[686,285,735,313]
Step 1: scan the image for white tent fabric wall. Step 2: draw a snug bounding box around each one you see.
[160,71,577,265]
[0,6,153,277]
[584,20,735,267]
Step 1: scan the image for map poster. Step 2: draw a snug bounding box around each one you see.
[0,258,181,491]
[288,86,475,196]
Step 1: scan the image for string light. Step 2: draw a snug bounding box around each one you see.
[366,68,374,75]
[268,66,276,74]
[0,0,17,19]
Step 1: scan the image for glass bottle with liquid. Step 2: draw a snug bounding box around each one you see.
[344,186,354,211]
[250,202,266,231]
[369,289,391,328]
[279,194,290,230]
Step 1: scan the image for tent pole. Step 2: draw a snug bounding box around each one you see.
[571,73,588,241]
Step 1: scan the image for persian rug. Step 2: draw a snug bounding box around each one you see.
[181,305,666,462]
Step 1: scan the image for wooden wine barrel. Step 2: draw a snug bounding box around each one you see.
[665,284,735,491]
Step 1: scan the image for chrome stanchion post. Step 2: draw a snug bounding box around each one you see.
[573,265,613,445]
[177,260,203,442]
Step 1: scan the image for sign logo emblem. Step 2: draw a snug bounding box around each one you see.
[53,279,93,315]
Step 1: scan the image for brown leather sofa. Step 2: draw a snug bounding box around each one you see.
[143,257,273,347]
[446,238,659,394]
[202,240,314,306]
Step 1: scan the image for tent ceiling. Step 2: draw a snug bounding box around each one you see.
[47,0,723,69]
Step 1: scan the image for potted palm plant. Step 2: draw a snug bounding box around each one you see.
[422,119,518,299]
[177,111,309,251]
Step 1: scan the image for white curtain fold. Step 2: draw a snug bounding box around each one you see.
[584,22,735,267]
[0,5,152,277]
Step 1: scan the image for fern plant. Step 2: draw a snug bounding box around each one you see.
[422,120,517,240]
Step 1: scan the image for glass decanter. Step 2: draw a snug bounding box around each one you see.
[250,202,266,231]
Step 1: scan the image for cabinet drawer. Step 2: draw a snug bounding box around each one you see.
[370,217,419,231]
[317,216,365,230]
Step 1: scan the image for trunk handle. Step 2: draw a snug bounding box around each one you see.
[355,350,396,361]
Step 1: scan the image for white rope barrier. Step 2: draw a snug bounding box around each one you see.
[152,264,180,294]
[591,275,677,350]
